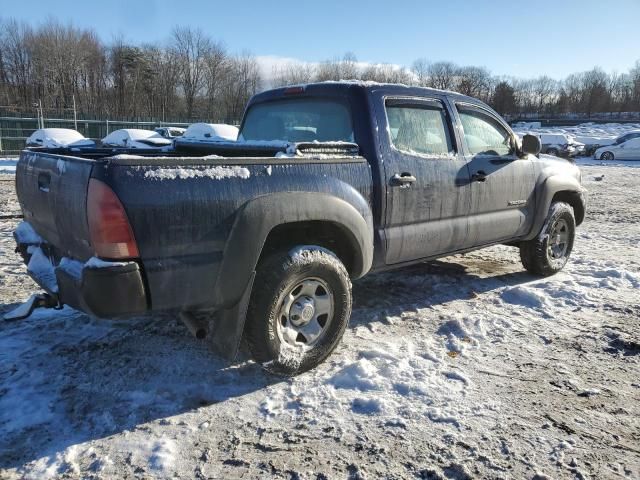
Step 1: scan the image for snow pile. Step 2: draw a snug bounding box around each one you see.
[15,221,43,244]
[26,246,57,293]
[143,166,250,180]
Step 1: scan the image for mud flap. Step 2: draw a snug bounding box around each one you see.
[209,271,256,361]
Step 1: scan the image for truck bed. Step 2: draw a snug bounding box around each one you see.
[15,143,373,314]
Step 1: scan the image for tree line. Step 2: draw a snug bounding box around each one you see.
[0,19,261,122]
[0,18,639,123]
[275,54,640,117]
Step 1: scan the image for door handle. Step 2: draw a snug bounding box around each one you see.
[391,173,417,187]
[471,170,487,182]
[38,172,51,192]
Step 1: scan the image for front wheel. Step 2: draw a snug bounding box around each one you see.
[546,148,559,156]
[520,202,576,276]
[600,151,614,161]
[245,246,352,375]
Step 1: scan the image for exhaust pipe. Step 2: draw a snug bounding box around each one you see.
[180,311,208,339]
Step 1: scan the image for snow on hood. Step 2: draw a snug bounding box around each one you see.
[181,123,239,142]
[102,129,172,146]
[26,128,95,148]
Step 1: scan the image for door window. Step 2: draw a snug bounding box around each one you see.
[386,102,454,156]
[457,106,513,156]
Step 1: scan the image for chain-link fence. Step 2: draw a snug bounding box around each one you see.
[0,115,241,155]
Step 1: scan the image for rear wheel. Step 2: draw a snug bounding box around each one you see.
[520,201,575,276]
[245,246,352,375]
[600,151,614,161]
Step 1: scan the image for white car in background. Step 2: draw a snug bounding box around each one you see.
[181,123,239,142]
[101,129,173,149]
[26,128,95,148]
[594,137,640,160]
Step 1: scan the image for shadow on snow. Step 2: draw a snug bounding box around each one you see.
[0,253,532,471]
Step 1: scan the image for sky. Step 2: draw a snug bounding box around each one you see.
[3,0,640,80]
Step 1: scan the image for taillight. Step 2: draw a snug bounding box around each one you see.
[284,86,305,95]
[87,178,139,259]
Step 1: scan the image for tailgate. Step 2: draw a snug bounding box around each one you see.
[16,151,97,260]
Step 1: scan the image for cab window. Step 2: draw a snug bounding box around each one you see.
[457,106,513,156]
[386,101,454,156]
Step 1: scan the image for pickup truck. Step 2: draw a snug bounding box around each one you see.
[11,81,586,375]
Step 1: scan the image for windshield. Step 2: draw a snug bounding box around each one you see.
[240,98,354,143]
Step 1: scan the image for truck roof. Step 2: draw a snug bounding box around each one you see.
[250,80,479,105]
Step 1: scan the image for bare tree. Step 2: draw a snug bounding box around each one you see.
[222,52,261,121]
[531,76,557,113]
[203,41,229,116]
[271,62,315,88]
[425,61,458,90]
[456,66,493,101]
[411,58,429,86]
[172,26,211,117]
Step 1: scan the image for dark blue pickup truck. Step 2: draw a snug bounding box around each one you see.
[11,81,586,374]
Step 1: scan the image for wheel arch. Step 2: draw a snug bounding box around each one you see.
[524,175,586,240]
[551,190,585,226]
[214,191,374,308]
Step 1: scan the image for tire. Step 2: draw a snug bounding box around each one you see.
[546,148,559,156]
[245,246,352,375]
[600,151,614,161]
[520,202,575,276]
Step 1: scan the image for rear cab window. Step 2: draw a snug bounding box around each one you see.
[239,98,354,143]
[385,98,456,157]
[456,104,514,157]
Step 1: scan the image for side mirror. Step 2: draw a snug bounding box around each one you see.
[521,134,541,155]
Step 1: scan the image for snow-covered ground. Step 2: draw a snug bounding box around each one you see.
[1,162,639,479]
[0,158,18,175]
[512,122,640,155]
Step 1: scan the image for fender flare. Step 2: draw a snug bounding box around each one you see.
[524,175,586,241]
[213,191,374,307]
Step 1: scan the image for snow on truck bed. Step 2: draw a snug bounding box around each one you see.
[0,163,639,479]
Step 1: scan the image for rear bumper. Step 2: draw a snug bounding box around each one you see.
[56,261,147,318]
[16,236,147,318]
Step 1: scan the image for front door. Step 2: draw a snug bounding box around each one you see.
[381,97,472,264]
[454,103,537,247]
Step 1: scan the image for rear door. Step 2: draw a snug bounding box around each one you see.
[453,102,536,247]
[380,96,472,264]
[16,151,96,259]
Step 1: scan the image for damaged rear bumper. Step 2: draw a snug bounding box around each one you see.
[56,260,147,317]
[15,228,147,318]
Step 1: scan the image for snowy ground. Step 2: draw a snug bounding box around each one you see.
[0,161,639,479]
[512,122,640,149]
[0,158,18,176]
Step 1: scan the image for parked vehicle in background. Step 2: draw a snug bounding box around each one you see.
[179,123,239,142]
[155,127,186,139]
[579,130,640,156]
[594,137,640,160]
[612,130,640,146]
[538,133,585,157]
[101,129,173,149]
[10,82,586,375]
[26,128,95,148]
